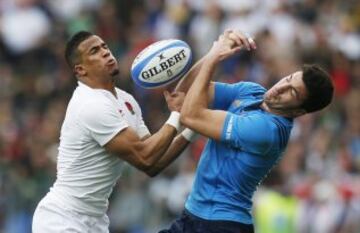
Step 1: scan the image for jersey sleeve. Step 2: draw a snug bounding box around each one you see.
[130,97,151,138]
[213,82,253,110]
[79,100,129,146]
[220,112,274,155]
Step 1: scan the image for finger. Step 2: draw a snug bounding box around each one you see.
[218,35,226,42]
[227,33,242,47]
[240,35,251,51]
[227,46,243,56]
[224,29,233,37]
[234,30,251,50]
[247,37,257,50]
[244,32,257,50]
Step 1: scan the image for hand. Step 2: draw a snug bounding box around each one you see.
[164,91,185,112]
[206,29,257,62]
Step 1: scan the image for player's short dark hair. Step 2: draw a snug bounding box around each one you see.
[301,64,334,113]
[65,31,94,68]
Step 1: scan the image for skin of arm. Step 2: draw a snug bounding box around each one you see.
[180,33,254,140]
[105,92,191,177]
[145,133,190,176]
[174,30,255,102]
[105,123,178,177]
[175,56,216,104]
[106,31,255,176]
[180,55,228,140]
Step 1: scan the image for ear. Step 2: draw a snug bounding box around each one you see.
[74,64,87,77]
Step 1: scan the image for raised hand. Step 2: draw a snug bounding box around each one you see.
[206,29,257,62]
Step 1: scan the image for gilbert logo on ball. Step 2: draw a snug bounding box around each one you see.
[131,39,192,89]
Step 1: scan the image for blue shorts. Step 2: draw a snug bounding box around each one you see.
[159,210,254,233]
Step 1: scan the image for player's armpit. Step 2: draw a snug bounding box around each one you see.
[180,109,227,140]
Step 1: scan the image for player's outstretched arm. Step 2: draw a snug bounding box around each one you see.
[174,30,255,104]
[105,123,178,176]
[145,129,193,176]
[144,91,197,176]
[105,91,192,177]
[174,57,215,105]
[180,30,256,139]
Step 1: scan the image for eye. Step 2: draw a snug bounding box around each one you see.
[90,47,99,54]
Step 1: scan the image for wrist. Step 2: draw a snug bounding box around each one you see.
[181,128,197,142]
[165,111,181,132]
[204,54,219,65]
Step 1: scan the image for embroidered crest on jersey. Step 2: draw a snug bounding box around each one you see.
[125,102,135,115]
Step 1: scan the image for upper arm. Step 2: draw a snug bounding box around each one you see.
[79,100,129,146]
[181,108,228,140]
[220,113,274,155]
[104,127,149,170]
[127,95,150,138]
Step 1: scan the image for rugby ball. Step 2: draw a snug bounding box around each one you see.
[131,39,192,89]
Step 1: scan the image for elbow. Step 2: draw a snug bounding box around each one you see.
[145,169,159,178]
[143,164,162,177]
[137,163,158,177]
[180,114,190,127]
[132,151,156,174]
[180,108,194,126]
[180,109,202,128]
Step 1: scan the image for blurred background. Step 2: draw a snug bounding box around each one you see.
[0,0,359,232]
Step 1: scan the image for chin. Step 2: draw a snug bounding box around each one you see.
[110,69,120,77]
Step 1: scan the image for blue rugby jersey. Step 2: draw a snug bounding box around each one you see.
[185,82,293,224]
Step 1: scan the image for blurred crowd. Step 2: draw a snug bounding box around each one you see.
[0,0,359,232]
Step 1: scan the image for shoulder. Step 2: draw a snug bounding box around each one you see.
[238,82,266,93]
[215,81,266,95]
[266,115,293,149]
[116,88,142,111]
[116,88,138,104]
[69,88,113,116]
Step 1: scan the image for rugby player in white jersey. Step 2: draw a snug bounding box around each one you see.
[32,31,196,233]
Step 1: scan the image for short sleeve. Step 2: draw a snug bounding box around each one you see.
[213,82,255,110]
[220,112,274,155]
[79,100,129,146]
[130,97,150,138]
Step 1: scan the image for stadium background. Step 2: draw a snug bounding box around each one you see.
[0,0,359,232]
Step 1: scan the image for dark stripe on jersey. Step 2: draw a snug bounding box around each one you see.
[272,118,288,148]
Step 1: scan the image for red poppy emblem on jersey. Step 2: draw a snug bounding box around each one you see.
[125,102,135,115]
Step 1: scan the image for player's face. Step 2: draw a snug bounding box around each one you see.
[264,71,308,112]
[77,36,119,78]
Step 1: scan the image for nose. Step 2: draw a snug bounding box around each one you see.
[102,48,110,57]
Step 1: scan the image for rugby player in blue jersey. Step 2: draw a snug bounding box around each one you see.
[159,30,334,233]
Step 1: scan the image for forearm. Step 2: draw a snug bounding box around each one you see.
[139,124,177,169]
[181,56,218,120]
[174,57,205,93]
[146,133,190,177]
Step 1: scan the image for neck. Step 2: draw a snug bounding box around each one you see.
[261,102,293,118]
[79,76,117,97]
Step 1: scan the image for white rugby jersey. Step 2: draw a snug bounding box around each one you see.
[49,81,150,216]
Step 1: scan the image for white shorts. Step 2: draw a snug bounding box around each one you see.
[32,194,109,233]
